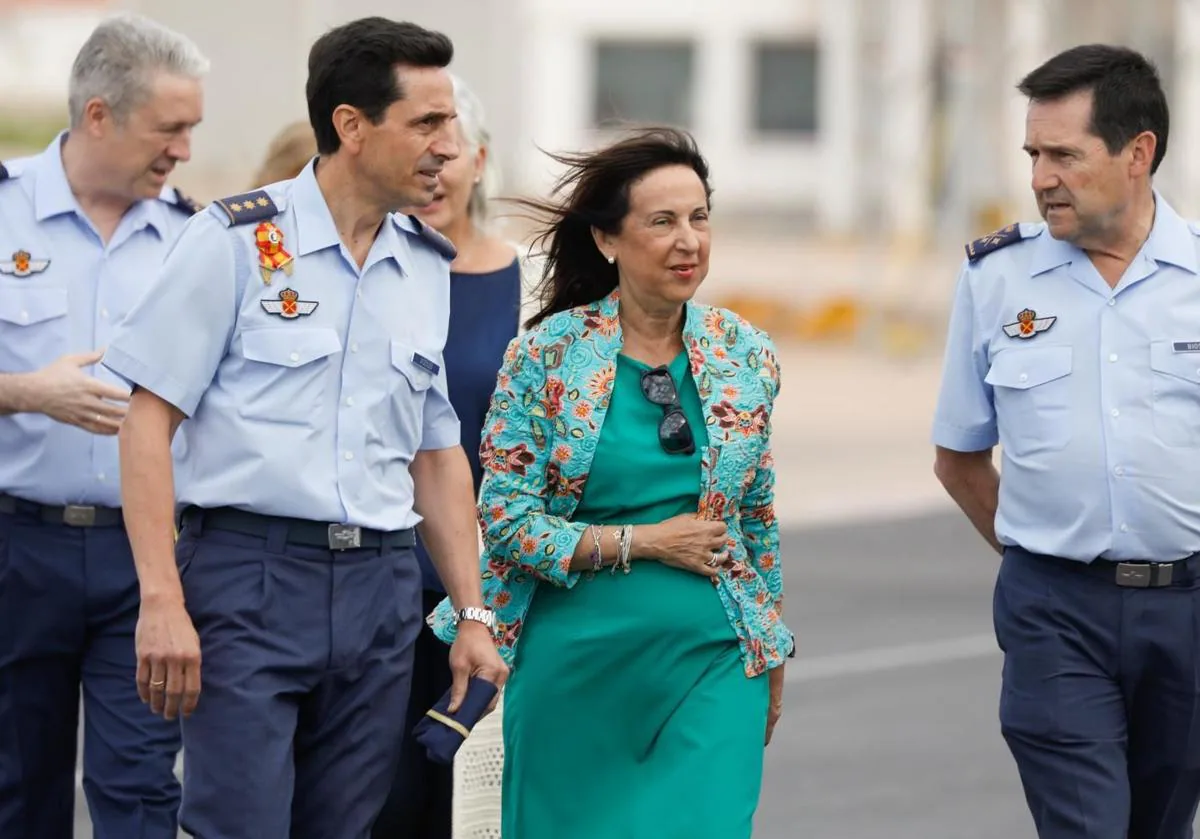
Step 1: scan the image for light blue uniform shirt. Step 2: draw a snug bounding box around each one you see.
[932,193,1200,563]
[102,159,461,531]
[0,134,198,507]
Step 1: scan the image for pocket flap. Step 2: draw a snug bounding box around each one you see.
[0,288,68,326]
[241,327,343,368]
[390,341,435,391]
[985,346,1072,390]
[1151,340,1200,384]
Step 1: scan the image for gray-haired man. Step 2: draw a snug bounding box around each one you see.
[0,12,206,838]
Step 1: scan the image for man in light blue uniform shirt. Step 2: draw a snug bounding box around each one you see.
[0,13,205,839]
[934,45,1200,839]
[103,17,508,838]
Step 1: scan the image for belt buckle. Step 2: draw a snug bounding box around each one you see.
[1116,562,1152,588]
[327,524,362,551]
[62,505,97,527]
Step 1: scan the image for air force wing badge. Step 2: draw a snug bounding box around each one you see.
[1002,308,1056,339]
[261,288,318,319]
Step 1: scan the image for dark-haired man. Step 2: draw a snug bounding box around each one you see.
[102,17,507,837]
[933,43,1200,838]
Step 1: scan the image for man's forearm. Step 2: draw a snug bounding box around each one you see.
[0,372,37,416]
[412,446,484,611]
[119,390,185,604]
[934,448,1002,552]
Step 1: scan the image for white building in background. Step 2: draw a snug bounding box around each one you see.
[6,0,1200,240]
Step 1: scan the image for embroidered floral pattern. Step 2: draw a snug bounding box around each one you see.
[429,289,791,677]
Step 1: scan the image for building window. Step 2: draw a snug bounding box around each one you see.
[592,40,695,129]
[752,41,819,135]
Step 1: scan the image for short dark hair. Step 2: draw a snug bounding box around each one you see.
[516,127,713,330]
[1018,44,1169,174]
[305,17,453,155]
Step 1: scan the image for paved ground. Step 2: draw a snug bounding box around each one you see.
[70,510,1021,838]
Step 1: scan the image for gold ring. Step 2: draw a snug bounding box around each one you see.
[149,679,166,688]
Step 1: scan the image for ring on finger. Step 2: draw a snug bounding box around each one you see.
[149,678,166,688]
[708,551,722,567]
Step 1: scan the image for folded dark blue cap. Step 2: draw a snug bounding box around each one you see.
[414,676,499,765]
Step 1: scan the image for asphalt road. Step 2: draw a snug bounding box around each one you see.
[70,510,1081,837]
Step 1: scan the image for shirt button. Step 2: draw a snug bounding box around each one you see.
[1018,373,1028,383]
[1111,408,1120,417]
[101,307,109,319]
[355,289,363,299]
[289,352,300,362]
[1115,466,1125,477]
[1107,299,1116,307]
[346,396,355,407]
[344,451,354,461]
[97,473,106,482]
[1120,523,1130,533]
[1109,353,1118,363]
[350,343,359,354]
[19,310,28,322]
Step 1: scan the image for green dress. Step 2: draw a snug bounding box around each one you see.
[501,350,769,839]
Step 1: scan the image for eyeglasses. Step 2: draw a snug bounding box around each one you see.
[639,366,696,456]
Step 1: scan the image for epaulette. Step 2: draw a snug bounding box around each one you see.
[965,224,1023,262]
[407,214,457,261]
[212,190,279,226]
[166,188,204,216]
[0,162,8,182]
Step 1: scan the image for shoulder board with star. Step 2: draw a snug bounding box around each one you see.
[165,187,204,216]
[212,190,279,226]
[965,223,1024,263]
[407,214,457,261]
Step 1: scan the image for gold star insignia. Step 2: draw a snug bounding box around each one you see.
[256,197,270,207]
[229,202,244,213]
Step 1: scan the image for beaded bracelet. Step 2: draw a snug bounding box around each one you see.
[588,524,604,576]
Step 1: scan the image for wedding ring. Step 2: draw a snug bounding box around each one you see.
[149,679,166,688]
[708,551,722,567]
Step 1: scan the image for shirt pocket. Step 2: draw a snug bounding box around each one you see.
[236,327,343,426]
[985,345,1073,458]
[1149,340,1200,447]
[387,340,435,458]
[0,287,69,371]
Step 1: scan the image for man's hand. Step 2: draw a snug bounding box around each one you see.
[447,621,509,715]
[135,595,202,721]
[765,665,784,746]
[27,349,130,434]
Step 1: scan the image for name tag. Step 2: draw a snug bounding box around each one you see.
[412,353,440,375]
[1173,341,1200,353]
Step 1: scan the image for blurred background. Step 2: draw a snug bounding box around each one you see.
[4,1,1195,836]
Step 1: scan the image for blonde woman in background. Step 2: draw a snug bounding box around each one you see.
[372,74,530,839]
[248,120,317,187]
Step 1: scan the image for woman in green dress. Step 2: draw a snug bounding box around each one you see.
[430,127,793,838]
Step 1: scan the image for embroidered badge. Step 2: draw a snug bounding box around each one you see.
[412,353,440,375]
[254,222,294,285]
[261,288,317,319]
[1002,308,1056,339]
[0,249,49,277]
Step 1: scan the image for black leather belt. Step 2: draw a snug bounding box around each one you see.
[1015,547,1200,588]
[180,506,415,551]
[0,493,123,527]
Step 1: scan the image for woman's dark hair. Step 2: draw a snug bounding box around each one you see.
[515,127,713,330]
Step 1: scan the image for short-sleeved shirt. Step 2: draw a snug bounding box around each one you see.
[0,133,198,507]
[932,193,1200,562]
[103,158,461,531]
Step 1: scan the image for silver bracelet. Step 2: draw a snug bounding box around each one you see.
[618,524,634,574]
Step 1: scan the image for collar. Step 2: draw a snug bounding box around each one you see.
[33,131,168,236]
[1029,191,1197,276]
[292,159,412,272]
[591,288,708,384]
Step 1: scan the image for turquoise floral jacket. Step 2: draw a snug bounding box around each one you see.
[429,289,793,677]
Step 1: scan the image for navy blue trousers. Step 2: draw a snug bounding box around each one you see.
[995,547,1200,839]
[175,514,422,839]
[372,587,454,839]
[0,501,182,839]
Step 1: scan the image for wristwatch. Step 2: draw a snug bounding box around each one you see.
[455,606,497,634]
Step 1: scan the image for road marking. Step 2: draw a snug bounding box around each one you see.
[786,633,999,683]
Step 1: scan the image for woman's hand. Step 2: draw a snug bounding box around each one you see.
[635,513,730,578]
[765,665,785,745]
